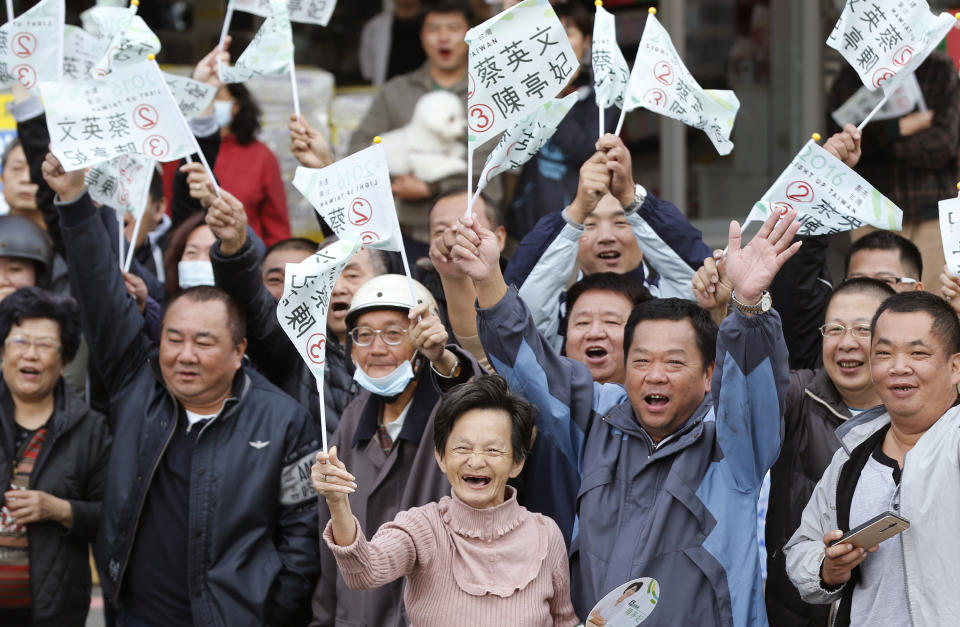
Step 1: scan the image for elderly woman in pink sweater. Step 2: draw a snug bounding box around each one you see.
[312,375,578,626]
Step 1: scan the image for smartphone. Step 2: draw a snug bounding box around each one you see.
[832,511,910,549]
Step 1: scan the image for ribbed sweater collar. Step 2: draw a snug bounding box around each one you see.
[442,486,526,541]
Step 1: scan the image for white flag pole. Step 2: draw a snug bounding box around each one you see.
[289,60,301,120]
[599,106,605,140]
[5,0,12,22]
[123,210,146,273]
[465,148,474,217]
[219,2,234,51]
[858,92,891,132]
[315,377,328,453]
[614,105,628,136]
[117,213,125,269]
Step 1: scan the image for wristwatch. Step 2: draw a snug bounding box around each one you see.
[730,290,772,315]
[622,184,647,214]
[433,356,461,379]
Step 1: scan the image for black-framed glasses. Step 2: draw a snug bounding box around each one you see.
[818,323,872,338]
[350,325,409,346]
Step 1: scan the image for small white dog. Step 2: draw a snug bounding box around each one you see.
[379,91,468,183]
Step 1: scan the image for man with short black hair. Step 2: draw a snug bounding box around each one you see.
[845,230,924,292]
[41,154,321,627]
[786,291,960,625]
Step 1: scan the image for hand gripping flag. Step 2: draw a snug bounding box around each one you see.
[230,0,338,27]
[465,0,577,152]
[592,4,629,111]
[0,0,64,90]
[743,139,902,237]
[40,60,196,170]
[827,0,955,95]
[293,143,403,253]
[621,11,739,155]
[219,0,294,83]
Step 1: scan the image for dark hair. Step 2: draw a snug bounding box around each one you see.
[623,580,644,595]
[164,285,247,347]
[149,168,164,203]
[264,237,319,260]
[554,1,593,36]
[1,137,22,170]
[566,272,652,321]
[163,213,208,300]
[420,0,474,27]
[827,277,896,312]
[844,230,923,280]
[226,83,262,146]
[434,375,535,464]
[0,287,81,363]
[623,298,718,371]
[871,291,960,354]
[430,188,503,230]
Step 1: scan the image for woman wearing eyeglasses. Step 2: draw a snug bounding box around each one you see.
[0,287,110,627]
[313,375,577,626]
[309,273,483,626]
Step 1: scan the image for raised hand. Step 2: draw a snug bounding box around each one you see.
[408,301,448,364]
[450,214,501,283]
[193,37,231,90]
[692,250,732,324]
[311,446,357,504]
[124,272,148,314]
[566,152,610,224]
[823,124,862,168]
[725,209,802,305]
[40,152,86,203]
[597,133,635,207]
[204,188,248,256]
[289,113,333,169]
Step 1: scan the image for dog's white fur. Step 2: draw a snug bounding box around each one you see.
[379,91,467,183]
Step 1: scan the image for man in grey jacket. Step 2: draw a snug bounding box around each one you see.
[785,291,960,626]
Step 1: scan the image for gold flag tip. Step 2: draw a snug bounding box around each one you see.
[373,136,382,144]
[147,53,156,61]
[955,12,960,19]
[594,0,602,6]
[648,7,657,14]
[131,0,139,6]
[956,181,960,191]
[811,132,822,142]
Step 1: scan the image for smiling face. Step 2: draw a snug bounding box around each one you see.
[159,297,245,414]
[2,144,38,213]
[822,291,887,407]
[565,289,632,383]
[1,318,64,404]
[421,11,469,75]
[578,194,643,275]
[351,309,415,379]
[871,310,960,433]
[434,408,524,510]
[625,319,713,442]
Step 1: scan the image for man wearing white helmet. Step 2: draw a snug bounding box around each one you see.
[310,273,480,627]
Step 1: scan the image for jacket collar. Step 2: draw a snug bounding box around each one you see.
[408,62,468,96]
[803,368,857,422]
[0,377,78,443]
[603,394,711,454]
[835,393,960,454]
[353,370,439,447]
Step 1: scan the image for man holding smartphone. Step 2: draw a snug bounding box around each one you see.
[785,291,960,626]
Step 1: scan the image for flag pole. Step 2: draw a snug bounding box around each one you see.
[5,0,12,22]
[289,60,301,121]
[315,377,328,453]
[857,92,891,132]
[219,2,234,51]
[123,210,146,273]
[465,147,474,217]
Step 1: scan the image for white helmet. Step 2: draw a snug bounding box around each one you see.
[346,274,439,329]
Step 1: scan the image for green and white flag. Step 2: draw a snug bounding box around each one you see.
[0,0,64,90]
[744,139,902,236]
[939,195,960,275]
[592,4,629,110]
[163,72,217,120]
[62,25,100,81]
[622,12,739,155]
[82,5,160,77]
[85,153,154,218]
[231,0,337,27]
[219,0,294,83]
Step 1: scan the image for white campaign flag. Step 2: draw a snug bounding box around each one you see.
[940,196,960,274]
[219,0,294,83]
[83,5,161,77]
[230,0,337,27]
[163,72,217,120]
[827,0,955,95]
[623,13,739,155]
[744,139,902,236]
[294,144,403,252]
[831,73,925,128]
[85,153,155,217]
[476,92,577,194]
[0,0,64,90]
[466,0,577,151]
[592,5,629,110]
[62,25,101,81]
[40,60,196,170]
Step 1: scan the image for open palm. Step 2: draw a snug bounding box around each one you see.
[726,209,802,303]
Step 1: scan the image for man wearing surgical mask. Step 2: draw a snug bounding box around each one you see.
[310,273,482,627]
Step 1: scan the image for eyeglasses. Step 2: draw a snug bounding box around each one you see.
[4,335,61,355]
[350,325,409,346]
[819,324,872,338]
[846,273,918,287]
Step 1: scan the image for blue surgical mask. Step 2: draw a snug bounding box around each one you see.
[178,260,215,290]
[214,100,234,128]
[352,358,416,398]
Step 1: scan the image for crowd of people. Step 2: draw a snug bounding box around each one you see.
[0,0,959,626]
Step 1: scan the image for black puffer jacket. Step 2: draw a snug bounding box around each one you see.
[0,379,110,627]
[765,368,859,627]
[210,238,357,436]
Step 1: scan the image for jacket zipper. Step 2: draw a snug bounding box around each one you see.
[803,388,850,423]
[113,391,178,605]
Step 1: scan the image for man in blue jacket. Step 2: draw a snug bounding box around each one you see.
[41,154,321,626]
[451,207,800,625]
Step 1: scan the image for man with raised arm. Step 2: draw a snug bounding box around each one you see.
[451,208,800,625]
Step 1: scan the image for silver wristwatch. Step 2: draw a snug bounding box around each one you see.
[730,290,772,315]
[622,184,646,214]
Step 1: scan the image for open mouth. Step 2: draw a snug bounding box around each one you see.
[463,475,491,488]
[837,360,864,371]
[597,251,621,260]
[330,302,349,317]
[644,393,669,407]
[585,347,608,359]
[19,367,40,377]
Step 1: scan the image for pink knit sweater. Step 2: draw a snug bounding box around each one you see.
[324,488,578,626]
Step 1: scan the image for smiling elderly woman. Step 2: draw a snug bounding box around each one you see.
[312,375,577,626]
